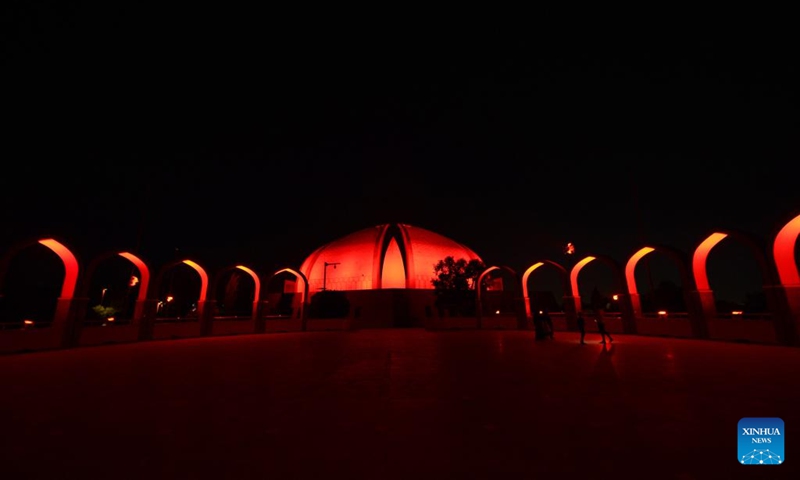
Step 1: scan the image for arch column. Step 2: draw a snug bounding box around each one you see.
[59,296,90,348]
[687,289,713,339]
[198,300,214,336]
[137,298,159,341]
[563,295,580,330]
[763,284,800,346]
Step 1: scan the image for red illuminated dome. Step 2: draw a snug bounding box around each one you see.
[298,223,482,292]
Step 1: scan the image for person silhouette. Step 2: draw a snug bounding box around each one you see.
[594,309,613,344]
[576,312,586,344]
[542,308,554,339]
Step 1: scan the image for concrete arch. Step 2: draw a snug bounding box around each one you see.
[0,237,80,301]
[210,264,262,304]
[521,260,568,319]
[570,254,624,300]
[152,259,209,303]
[773,213,800,287]
[476,265,521,327]
[624,245,692,295]
[272,267,309,321]
[80,251,151,303]
[691,229,775,293]
[208,264,262,320]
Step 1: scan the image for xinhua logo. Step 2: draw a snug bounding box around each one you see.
[739,417,784,465]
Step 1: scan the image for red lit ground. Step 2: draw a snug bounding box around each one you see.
[2,330,799,479]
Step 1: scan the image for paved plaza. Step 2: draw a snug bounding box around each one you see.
[2,329,799,479]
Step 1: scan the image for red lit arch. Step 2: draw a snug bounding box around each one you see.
[181,260,208,302]
[476,265,519,316]
[235,265,261,302]
[273,267,309,304]
[625,247,654,295]
[570,256,596,298]
[38,238,79,299]
[522,260,569,319]
[773,213,800,286]
[692,233,728,291]
[624,245,693,296]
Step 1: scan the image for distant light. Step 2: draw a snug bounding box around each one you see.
[539,310,543,314]
[612,294,619,301]
[166,295,174,302]
[23,319,34,325]
[495,310,500,315]
[732,311,743,315]
[129,276,139,286]
[564,242,575,255]
[107,317,115,322]
[657,310,668,318]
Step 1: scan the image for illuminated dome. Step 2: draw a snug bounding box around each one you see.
[298,223,482,292]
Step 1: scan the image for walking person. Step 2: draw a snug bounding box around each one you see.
[594,309,613,344]
[576,311,586,344]
[542,308,554,339]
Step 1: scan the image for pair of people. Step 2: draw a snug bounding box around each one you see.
[533,309,554,340]
[575,310,613,345]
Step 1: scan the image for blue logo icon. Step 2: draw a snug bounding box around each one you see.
[739,417,784,465]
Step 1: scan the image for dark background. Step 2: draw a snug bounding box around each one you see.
[2,6,798,303]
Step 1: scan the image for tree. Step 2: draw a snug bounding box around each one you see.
[431,256,486,316]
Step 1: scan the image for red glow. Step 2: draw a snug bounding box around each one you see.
[166,295,174,302]
[235,265,261,301]
[118,252,150,302]
[181,260,208,301]
[38,238,79,299]
[773,214,800,286]
[381,237,406,288]
[298,224,482,292]
[107,317,115,322]
[692,233,728,291]
[23,319,34,325]
[625,247,655,295]
[732,311,743,315]
[570,256,595,297]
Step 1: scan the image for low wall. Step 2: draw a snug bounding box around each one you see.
[0,327,61,354]
[707,318,777,344]
[264,317,303,333]
[211,319,255,336]
[79,324,139,346]
[480,315,519,330]
[426,317,477,330]
[306,318,353,331]
[152,321,202,340]
[635,317,694,338]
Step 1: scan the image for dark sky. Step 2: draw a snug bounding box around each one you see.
[2,8,799,302]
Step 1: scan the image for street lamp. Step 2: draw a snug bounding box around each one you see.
[322,262,340,291]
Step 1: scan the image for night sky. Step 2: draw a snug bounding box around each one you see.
[3,8,799,303]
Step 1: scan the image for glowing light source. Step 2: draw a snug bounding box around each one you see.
[495,310,500,315]
[625,247,655,295]
[107,317,115,322]
[129,276,139,287]
[732,311,743,315]
[23,319,34,325]
[166,295,174,303]
[612,294,619,301]
[118,252,150,301]
[692,233,728,291]
[658,310,668,318]
[564,242,575,255]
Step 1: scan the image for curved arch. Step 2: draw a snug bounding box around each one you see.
[82,251,151,302]
[38,238,79,299]
[273,267,309,303]
[521,260,568,318]
[773,213,800,286]
[624,244,693,295]
[118,252,151,302]
[692,233,728,291]
[181,260,208,302]
[235,265,261,302]
[625,247,655,295]
[570,256,596,298]
[692,230,775,292]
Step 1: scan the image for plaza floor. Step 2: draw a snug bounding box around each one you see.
[1,329,799,479]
